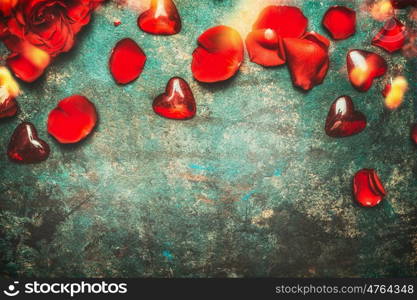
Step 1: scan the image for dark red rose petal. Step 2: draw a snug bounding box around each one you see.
[411,123,417,145]
[253,6,308,38]
[0,96,18,118]
[353,169,386,207]
[138,0,181,35]
[109,38,147,85]
[47,95,98,144]
[391,0,417,8]
[322,6,356,40]
[325,96,366,138]
[283,32,330,91]
[347,49,388,92]
[372,17,406,53]
[153,77,196,120]
[191,25,244,83]
[7,122,50,164]
[114,20,121,27]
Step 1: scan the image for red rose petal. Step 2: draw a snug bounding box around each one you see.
[253,6,308,38]
[372,17,406,53]
[353,169,386,207]
[109,38,147,85]
[245,29,285,67]
[0,95,18,118]
[325,96,366,138]
[7,122,50,164]
[347,49,388,92]
[153,77,196,120]
[138,0,181,35]
[191,25,244,83]
[283,32,330,91]
[322,6,356,40]
[47,95,98,144]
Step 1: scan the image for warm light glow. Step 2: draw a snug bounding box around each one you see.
[370,0,394,21]
[0,66,20,100]
[350,67,370,87]
[22,43,51,69]
[384,76,408,110]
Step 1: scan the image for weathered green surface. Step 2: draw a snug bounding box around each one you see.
[1,0,416,277]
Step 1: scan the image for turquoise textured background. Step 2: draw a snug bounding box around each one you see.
[1,0,416,277]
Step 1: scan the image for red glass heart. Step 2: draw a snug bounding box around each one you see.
[283,32,330,91]
[325,96,366,138]
[353,169,386,207]
[109,38,147,85]
[372,18,406,53]
[7,122,50,163]
[391,0,417,8]
[47,95,98,144]
[245,29,285,67]
[347,49,388,92]
[0,95,18,118]
[411,123,417,145]
[191,25,244,83]
[138,0,181,35]
[153,77,196,120]
[322,6,356,40]
[246,6,307,67]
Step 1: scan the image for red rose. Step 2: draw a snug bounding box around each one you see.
[1,0,104,82]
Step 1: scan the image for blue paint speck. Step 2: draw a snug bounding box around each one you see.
[189,164,214,172]
[242,190,256,201]
[273,168,282,176]
[162,250,174,261]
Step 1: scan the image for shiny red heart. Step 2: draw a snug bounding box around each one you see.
[153,77,196,120]
[283,32,330,91]
[347,49,387,92]
[109,38,147,85]
[138,0,181,35]
[353,169,386,207]
[0,94,18,118]
[8,122,50,163]
[372,17,406,53]
[47,95,98,144]
[245,6,307,67]
[191,25,244,83]
[322,6,356,40]
[325,96,366,138]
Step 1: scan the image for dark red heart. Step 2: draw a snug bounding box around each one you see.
[283,32,330,91]
[391,0,417,8]
[153,77,196,120]
[138,0,181,35]
[191,25,244,83]
[245,6,307,67]
[347,49,388,92]
[8,122,50,163]
[322,6,356,40]
[0,94,18,118]
[325,96,366,138]
[47,95,98,144]
[411,123,417,145]
[353,169,386,207]
[109,38,147,85]
[372,17,406,53]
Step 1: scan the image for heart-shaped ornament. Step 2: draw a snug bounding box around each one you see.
[153,77,196,120]
[138,0,181,35]
[8,122,50,163]
[325,95,366,138]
